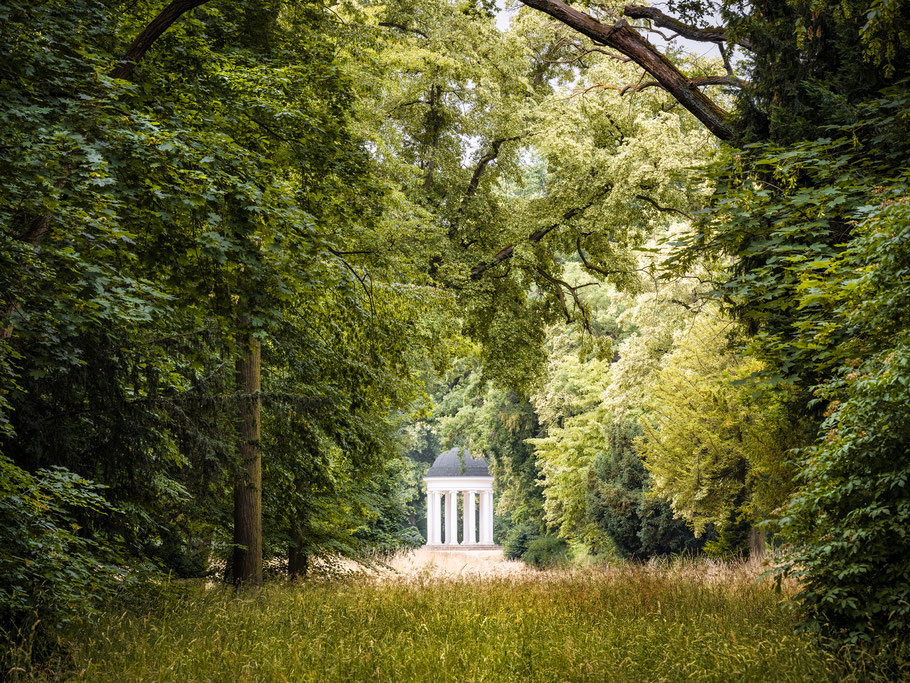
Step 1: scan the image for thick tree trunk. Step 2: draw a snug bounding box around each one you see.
[288,523,309,579]
[232,329,262,587]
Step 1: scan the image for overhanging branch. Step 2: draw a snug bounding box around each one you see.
[379,21,429,39]
[470,185,612,280]
[535,266,594,333]
[623,5,754,51]
[462,136,522,208]
[111,0,212,80]
[634,194,692,219]
[612,74,748,95]
[518,0,735,140]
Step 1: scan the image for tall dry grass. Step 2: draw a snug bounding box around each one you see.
[56,554,863,682]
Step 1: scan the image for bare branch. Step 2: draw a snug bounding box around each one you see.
[379,21,429,39]
[463,136,522,207]
[634,194,692,219]
[535,267,593,333]
[392,98,428,110]
[328,248,376,320]
[691,75,750,89]
[671,298,692,309]
[470,186,613,280]
[574,236,655,284]
[622,4,754,51]
[605,75,747,96]
[538,267,572,323]
[576,236,623,280]
[576,42,634,63]
[719,42,735,78]
[547,41,633,66]
[645,27,678,43]
[449,136,522,240]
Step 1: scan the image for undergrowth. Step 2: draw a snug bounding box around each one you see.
[16,560,910,681]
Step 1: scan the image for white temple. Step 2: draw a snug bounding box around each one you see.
[423,447,496,548]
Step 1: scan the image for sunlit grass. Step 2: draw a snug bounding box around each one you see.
[60,556,862,682]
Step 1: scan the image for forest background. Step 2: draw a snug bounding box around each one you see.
[1,0,909,667]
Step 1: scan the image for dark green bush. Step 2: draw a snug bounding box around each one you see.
[522,535,568,569]
[0,456,139,666]
[503,521,539,561]
[588,422,706,559]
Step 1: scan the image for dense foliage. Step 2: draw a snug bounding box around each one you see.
[658,0,910,641]
[0,0,440,653]
[689,89,910,640]
[3,0,910,665]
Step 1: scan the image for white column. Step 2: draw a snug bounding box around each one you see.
[425,491,432,545]
[486,490,495,545]
[478,489,487,545]
[434,491,442,545]
[479,489,494,545]
[463,490,477,545]
[445,490,459,545]
[428,491,436,545]
[428,491,442,545]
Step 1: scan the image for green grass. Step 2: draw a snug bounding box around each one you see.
[56,561,867,682]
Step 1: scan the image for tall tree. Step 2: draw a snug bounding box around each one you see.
[0,0,442,645]
[515,0,910,639]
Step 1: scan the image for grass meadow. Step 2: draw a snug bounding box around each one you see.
[44,552,895,682]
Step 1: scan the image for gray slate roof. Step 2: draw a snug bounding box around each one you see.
[425,447,490,478]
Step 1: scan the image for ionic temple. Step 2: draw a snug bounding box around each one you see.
[423,447,497,549]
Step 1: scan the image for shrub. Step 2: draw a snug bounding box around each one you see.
[588,422,705,559]
[522,535,569,569]
[503,521,539,561]
[0,456,137,666]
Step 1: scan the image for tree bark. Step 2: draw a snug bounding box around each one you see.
[749,526,767,560]
[233,328,262,587]
[519,0,735,140]
[288,522,309,579]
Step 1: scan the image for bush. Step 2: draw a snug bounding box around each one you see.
[522,535,569,569]
[503,521,539,561]
[588,423,705,559]
[0,456,137,666]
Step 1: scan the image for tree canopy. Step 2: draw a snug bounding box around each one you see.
[2,0,910,661]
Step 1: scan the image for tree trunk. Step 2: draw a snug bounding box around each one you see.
[232,329,262,587]
[749,526,767,560]
[288,523,309,580]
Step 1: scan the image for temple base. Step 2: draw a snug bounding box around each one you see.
[423,544,501,551]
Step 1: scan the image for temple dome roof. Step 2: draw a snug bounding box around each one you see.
[425,447,490,478]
